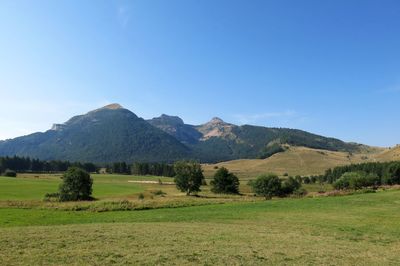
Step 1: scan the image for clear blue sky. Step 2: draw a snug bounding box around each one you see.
[0,0,399,146]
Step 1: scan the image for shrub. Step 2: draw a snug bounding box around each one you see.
[174,161,204,195]
[43,192,60,202]
[281,176,301,195]
[3,169,17,177]
[58,167,93,201]
[333,176,350,190]
[152,190,166,196]
[138,193,145,200]
[292,187,308,197]
[250,174,282,199]
[303,176,311,184]
[310,176,317,183]
[210,167,240,194]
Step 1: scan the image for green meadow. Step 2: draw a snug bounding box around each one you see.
[0,174,174,201]
[1,174,400,265]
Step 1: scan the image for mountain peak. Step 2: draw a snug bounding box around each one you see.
[209,117,225,124]
[102,103,123,110]
[89,103,124,114]
[150,114,184,125]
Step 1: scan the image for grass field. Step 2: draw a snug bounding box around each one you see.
[1,189,400,265]
[0,173,175,201]
[0,171,399,265]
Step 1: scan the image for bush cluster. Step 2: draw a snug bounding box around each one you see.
[333,171,381,190]
[3,169,17,177]
[248,174,304,199]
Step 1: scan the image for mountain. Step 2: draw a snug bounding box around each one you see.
[147,114,201,144]
[0,104,374,163]
[150,115,367,162]
[0,104,190,163]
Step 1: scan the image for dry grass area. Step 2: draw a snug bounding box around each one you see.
[375,145,400,161]
[203,146,397,180]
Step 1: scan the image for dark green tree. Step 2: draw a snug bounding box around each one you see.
[384,162,400,185]
[174,161,204,195]
[210,167,240,194]
[303,176,311,184]
[58,167,93,201]
[333,171,369,190]
[250,174,282,199]
[281,176,301,195]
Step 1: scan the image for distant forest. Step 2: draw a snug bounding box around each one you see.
[108,162,175,177]
[0,156,175,177]
[323,161,400,185]
[0,156,97,173]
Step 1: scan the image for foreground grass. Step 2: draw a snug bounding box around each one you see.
[0,190,400,265]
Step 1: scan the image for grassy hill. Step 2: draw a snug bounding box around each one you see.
[203,146,389,179]
[375,145,400,161]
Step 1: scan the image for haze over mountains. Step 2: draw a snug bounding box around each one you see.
[0,104,371,163]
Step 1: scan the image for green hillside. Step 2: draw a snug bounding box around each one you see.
[150,114,368,162]
[0,104,190,163]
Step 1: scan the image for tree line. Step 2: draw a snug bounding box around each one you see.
[0,156,176,177]
[0,156,97,173]
[107,162,175,177]
[323,161,400,185]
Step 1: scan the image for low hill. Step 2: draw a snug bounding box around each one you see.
[374,145,400,161]
[203,146,382,179]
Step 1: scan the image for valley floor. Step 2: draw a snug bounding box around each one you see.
[1,188,400,265]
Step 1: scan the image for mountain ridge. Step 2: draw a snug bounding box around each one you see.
[0,104,378,163]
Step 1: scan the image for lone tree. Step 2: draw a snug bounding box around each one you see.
[59,167,93,201]
[174,161,204,195]
[250,174,282,199]
[210,167,240,194]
